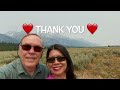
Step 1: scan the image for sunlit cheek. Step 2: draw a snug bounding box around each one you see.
[19,50,28,57]
[18,51,24,61]
[63,66,67,73]
[62,61,67,71]
[38,53,42,58]
[47,63,52,69]
[47,63,53,72]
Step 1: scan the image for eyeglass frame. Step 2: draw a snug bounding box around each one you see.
[47,56,66,63]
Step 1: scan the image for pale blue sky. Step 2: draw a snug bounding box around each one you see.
[0,11,120,46]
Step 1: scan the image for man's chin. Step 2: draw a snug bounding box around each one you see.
[26,58,36,62]
[24,63,37,68]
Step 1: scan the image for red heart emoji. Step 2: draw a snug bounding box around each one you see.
[87,23,98,34]
[22,23,33,34]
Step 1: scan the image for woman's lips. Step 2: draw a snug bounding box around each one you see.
[53,66,62,71]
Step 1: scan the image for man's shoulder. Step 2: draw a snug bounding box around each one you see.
[0,59,20,79]
[39,63,47,69]
[39,63,49,72]
[0,59,20,72]
[38,63,50,77]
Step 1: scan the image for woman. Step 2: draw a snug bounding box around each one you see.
[46,44,76,79]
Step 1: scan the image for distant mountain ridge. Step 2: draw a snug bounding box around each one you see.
[0,33,19,43]
[0,31,99,47]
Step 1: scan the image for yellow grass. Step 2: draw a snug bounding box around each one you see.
[0,47,120,79]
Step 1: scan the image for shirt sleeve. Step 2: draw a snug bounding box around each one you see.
[0,69,6,79]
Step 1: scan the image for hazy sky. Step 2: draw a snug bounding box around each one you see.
[0,11,120,46]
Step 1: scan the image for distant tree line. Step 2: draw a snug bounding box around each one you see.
[0,42,19,51]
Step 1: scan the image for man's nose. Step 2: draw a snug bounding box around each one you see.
[29,47,35,53]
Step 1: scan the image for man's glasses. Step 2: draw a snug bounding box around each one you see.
[47,56,66,63]
[21,44,43,52]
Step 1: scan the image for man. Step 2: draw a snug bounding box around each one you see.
[0,33,49,79]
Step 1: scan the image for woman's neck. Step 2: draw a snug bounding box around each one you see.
[53,73,66,79]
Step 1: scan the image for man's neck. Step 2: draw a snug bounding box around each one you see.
[24,66,36,76]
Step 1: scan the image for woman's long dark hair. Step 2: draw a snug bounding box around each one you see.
[46,44,76,79]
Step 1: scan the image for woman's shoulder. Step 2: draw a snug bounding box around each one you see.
[46,74,54,79]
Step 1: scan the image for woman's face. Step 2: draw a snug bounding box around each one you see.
[46,50,67,77]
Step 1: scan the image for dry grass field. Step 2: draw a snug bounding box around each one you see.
[0,47,120,79]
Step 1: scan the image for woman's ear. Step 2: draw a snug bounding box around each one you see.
[46,63,49,68]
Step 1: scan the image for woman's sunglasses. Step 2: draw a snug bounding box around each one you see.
[47,56,66,63]
[21,44,43,52]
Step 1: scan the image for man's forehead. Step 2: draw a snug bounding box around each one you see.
[21,35,42,43]
[24,35,40,39]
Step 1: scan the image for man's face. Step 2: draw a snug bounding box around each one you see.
[18,35,43,69]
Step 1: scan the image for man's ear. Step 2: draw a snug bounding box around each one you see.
[17,43,21,57]
[40,50,44,58]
